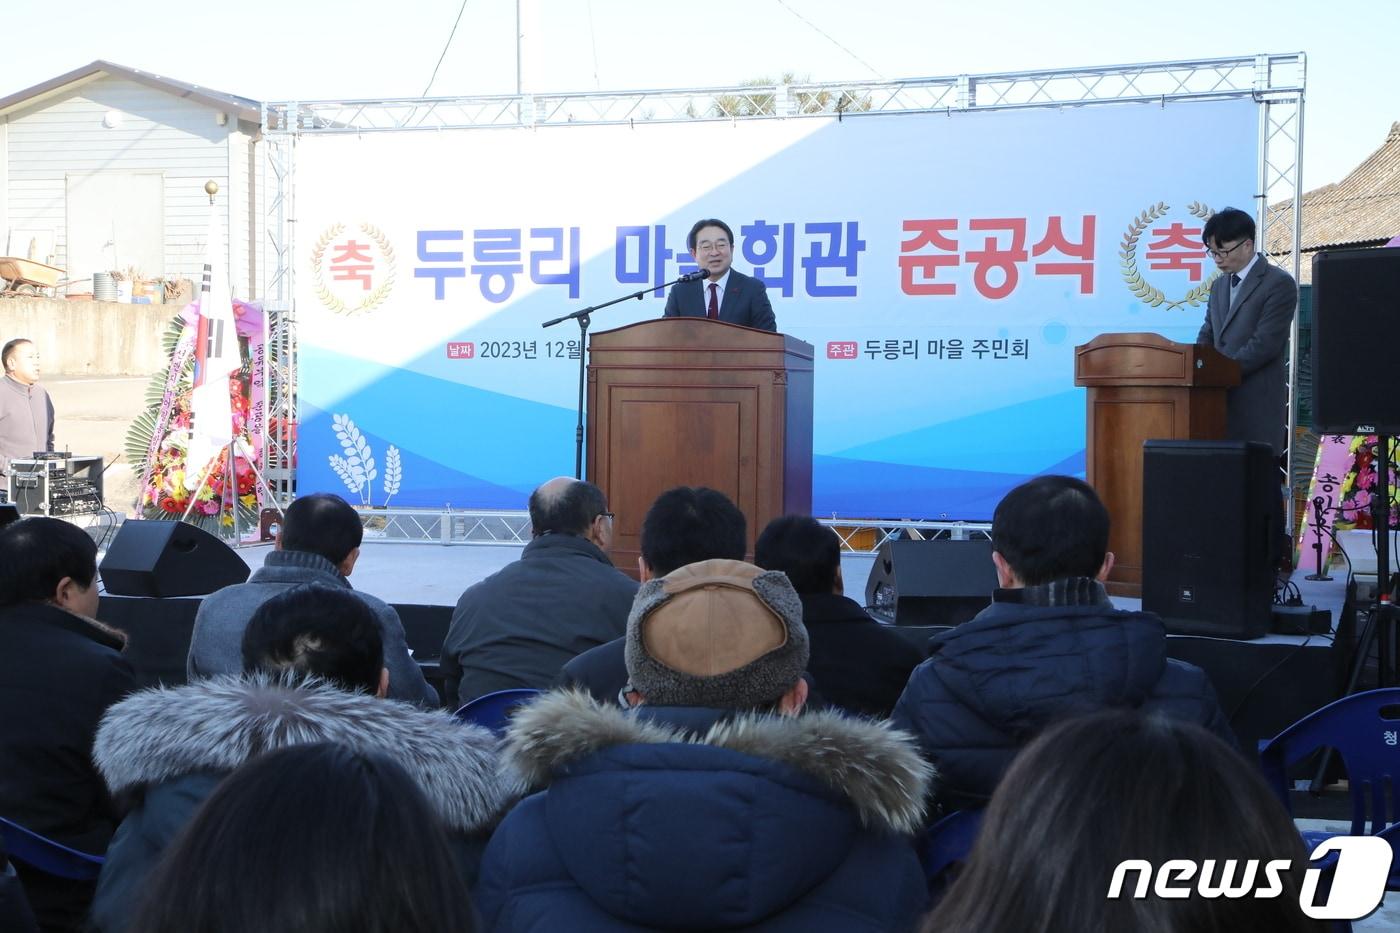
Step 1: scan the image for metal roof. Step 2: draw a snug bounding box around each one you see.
[0,60,260,124]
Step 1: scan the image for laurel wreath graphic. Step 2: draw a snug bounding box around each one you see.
[1120,201,1219,311]
[312,222,397,315]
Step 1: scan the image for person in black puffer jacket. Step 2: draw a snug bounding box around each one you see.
[891,476,1234,813]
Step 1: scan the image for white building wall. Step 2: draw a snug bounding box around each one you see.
[0,120,8,253]
[2,75,253,293]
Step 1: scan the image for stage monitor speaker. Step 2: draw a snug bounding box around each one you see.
[1142,440,1275,639]
[100,520,250,598]
[865,538,997,627]
[0,503,20,527]
[1312,248,1400,435]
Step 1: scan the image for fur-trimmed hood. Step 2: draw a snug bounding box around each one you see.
[506,689,932,835]
[482,689,934,930]
[93,672,517,832]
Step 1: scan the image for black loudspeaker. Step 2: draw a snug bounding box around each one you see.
[100,520,251,597]
[1312,248,1400,435]
[865,538,998,626]
[1142,440,1275,639]
[0,503,19,527]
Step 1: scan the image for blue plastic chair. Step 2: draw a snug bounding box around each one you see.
[0,817,105,881]
[919,809,984,901]
[453,688,542,735]
[1258,687,1400,890]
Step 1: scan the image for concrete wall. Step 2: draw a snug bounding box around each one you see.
[0,297,183,376]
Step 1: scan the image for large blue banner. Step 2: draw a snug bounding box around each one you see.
[294,97,1258,518]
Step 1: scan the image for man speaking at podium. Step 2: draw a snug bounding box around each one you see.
[663,218,777,332]
[1196,207,1297,566]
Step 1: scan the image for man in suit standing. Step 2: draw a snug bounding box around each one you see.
[663,218,776,331]
[1196,207,1298,565]
[1196,207,1297,456]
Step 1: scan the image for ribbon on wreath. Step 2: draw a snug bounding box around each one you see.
[133,299,268,511]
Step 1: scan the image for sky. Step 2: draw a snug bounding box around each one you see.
[0,0,1394,191]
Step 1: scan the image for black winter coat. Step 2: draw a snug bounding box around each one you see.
[891,597,1233,812]
[800,593,924,719]
[0,602,134,932]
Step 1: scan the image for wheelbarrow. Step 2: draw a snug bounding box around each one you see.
[0,257,65,296]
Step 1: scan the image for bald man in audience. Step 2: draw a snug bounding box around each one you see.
[440,477,638,706]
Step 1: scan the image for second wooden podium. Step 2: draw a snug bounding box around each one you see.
[1074,333,1238,596]
[587,319,814,574]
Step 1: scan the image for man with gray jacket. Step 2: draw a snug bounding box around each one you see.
[0,338,54,488]
[187,492,437,706]
[441,477,638,706]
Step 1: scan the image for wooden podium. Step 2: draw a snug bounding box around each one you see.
[586,319,814,574]
[1074,333,1238,596]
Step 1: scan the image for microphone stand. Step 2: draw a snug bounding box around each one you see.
[1304,495,1333,581]
[543,273,704,480]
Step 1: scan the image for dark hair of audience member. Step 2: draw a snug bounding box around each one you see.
[640,486,746,576]
[754,514,840,595]
[0,516,97,607]
[1201,206,1256,247]
[128,743,476,933]
[240,583,384,693]
[527,479,608,536]
[278,492,364,566]
[924,710,1323,933]
[990,475,1109,585]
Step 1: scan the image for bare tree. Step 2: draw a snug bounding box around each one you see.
[709,73,872,118]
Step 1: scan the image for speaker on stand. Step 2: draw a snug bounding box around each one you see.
[1312,247,1400,687]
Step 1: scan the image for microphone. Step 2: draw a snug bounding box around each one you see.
[676,269,708,283]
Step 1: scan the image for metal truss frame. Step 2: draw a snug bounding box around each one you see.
[357,507,534,546]
[265,55,1304,132]
[263,54,1305,541]
[352,508,986,555]
[259,106,298,505]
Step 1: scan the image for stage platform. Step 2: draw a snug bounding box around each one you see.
[98,539,1356,757]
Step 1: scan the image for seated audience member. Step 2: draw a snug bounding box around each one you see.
[90,584,514,933]
[924,710,1323,933]
[440,477,637,706]
[0,517,135,932]
[892,476,1232,811]
[557,485,746,703]
[476,559,932,932]
[755,514,923,717]
[188,492,437,706]
[128,743,477,933]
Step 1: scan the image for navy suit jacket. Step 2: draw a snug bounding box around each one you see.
[662,269,776,331]
[1195,255,1297,456]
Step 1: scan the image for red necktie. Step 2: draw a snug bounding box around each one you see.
[707,282,719,320]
